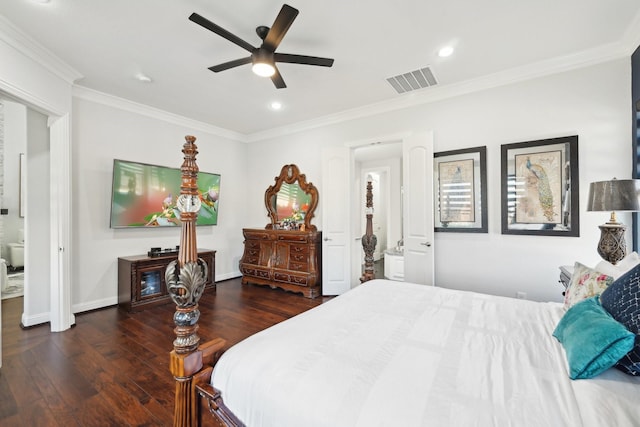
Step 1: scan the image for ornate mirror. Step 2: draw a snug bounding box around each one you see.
[265,164,318,231]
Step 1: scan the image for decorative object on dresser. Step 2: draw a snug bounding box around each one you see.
[360,174,377,283]
[586,178,640,265]
[239,164,322,298]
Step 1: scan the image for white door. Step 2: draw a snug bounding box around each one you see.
[321,147,351,295]
[48,115,74,331]
[403,132,435,285]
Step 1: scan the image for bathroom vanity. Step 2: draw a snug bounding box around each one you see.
[384,247,404,281]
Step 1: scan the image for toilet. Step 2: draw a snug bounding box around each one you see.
[8,228,24,270]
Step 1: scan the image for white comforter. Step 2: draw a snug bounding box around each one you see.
[211,279,640,427]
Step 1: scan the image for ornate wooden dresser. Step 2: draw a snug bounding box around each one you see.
[240,228,322,298]
[240,164,322,298]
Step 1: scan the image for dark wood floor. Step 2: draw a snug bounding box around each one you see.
[0,278,333,426]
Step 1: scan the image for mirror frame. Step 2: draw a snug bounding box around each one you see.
[264,164,319,231]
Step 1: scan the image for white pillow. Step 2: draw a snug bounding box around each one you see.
[595,251,640,279]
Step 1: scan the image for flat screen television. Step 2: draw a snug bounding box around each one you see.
[110,159,220,228]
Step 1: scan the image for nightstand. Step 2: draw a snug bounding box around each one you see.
[559,265,574,295]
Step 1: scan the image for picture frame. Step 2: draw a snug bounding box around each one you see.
[501,135,579,236]
[434,146,487,233]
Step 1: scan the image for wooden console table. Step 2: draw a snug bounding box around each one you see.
[118,249,216,312]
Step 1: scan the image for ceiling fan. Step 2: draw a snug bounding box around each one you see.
[189,4,334,89]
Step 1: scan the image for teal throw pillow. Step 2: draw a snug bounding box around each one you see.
[553,297,635,379]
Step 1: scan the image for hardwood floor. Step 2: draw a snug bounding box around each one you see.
[0,278,333,426]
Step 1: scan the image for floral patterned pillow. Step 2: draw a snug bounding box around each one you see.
[563,262,614,310]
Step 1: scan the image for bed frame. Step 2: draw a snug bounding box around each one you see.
[167,136,242,427]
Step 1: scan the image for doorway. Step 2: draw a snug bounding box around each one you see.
[353,141,403,283]
[321,132,434,295]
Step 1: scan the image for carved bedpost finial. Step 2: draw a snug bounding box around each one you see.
[166,135,208,354]
[168,136,212,427]
[360,175,377,283]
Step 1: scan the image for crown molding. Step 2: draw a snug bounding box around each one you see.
[621,9,640,55]
[245,41,630,143]
[0,14,82,85]
[72,85,246,142]
[69,36,632,145]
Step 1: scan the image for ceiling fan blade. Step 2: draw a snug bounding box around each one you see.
[262,4,299,52]
[208,57,252,72]
[274,53,334,67]
[271,66,287,89]
[189,13,255,53]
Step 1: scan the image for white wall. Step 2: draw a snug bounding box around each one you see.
[2,100,26,257]
[245,59,632,303]
[71,97,248,312]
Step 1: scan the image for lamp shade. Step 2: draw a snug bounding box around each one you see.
[586,179,640,212]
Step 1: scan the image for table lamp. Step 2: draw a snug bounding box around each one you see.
[586,178,640,265]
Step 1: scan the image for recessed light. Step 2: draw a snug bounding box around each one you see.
[270,101,282,110]
[135,73,153,83]
[438,46,454,57]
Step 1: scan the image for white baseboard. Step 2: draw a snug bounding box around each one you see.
[21,311,50,327]
[24,273,243,323]
[72,296,118,314]
[216,272,242,282]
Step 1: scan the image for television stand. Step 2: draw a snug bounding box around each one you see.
[118,249,215,312]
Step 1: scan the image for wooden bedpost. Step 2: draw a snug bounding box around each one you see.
[360,174,377,282]
[167,135,210,427]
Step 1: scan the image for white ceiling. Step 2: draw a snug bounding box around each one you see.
[2,0,640,139]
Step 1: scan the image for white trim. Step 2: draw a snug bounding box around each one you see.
[67,40,632,145]
[621,9,640,55]
[0,15,82,85]
[71,274,241,314]
[21,311,50,328]
[0,79,64,116]
[49,115,74,331]
[344,132,410,149]
[72,86,246,142]
[72,297,118,314]
[245,42,629,142]
[215,272,241,282]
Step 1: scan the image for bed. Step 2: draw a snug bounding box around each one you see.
[189,279,640,427]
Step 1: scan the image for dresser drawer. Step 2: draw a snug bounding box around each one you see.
[241,265,271,280]
[244,240,261,250]
[289,262,309,272]
[289,252,308,263]
[273,271,309,286]
[289,244,309,255]
[277,233,309,243]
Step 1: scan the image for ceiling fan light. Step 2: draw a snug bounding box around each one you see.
[252,62,276,77]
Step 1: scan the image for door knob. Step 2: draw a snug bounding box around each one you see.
[324,237,332,241]
[420,242,432,247]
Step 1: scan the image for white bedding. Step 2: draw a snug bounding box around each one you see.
[211,279,640,426]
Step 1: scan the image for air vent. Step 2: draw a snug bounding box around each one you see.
[386,67,438,94]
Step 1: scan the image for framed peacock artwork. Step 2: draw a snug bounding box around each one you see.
[501,135,579,236]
